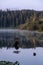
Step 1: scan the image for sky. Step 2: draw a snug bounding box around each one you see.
[0,0,43,11]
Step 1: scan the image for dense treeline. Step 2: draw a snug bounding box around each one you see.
[0,9,43,31]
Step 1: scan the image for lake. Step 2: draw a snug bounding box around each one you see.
[0,47,43,65]
[0,29,43,65]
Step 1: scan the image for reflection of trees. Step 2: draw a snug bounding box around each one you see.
[0,37,43,48]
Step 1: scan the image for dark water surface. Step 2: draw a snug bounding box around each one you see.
[0,47,43,65]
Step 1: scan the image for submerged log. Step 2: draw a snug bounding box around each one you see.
[33,52,36,56]
[13,37,20,50]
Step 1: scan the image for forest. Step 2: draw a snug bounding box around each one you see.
[0,9,43,31]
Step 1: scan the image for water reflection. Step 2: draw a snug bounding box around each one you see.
[0,30,43,65]
[0,30,43,49]
[0,47,43,65]
[33,46,36,56]
[13,51,20,54]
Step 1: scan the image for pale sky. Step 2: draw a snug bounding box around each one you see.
[0,0,43,10]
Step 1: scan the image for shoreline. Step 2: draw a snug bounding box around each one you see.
[0,29,43,33]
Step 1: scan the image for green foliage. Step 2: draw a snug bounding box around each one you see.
[0,61,19,65]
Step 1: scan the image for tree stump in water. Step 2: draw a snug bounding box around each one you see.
[14,38,20,50]
[33,52,36,56]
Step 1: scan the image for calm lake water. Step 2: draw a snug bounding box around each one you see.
[0,47,43,65]
[0,29,43,65]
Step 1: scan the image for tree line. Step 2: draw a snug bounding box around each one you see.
[0,9,43,31]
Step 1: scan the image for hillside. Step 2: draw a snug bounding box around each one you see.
[0,9,43,31]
